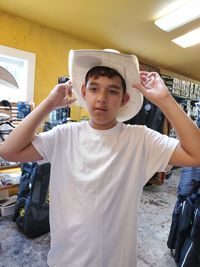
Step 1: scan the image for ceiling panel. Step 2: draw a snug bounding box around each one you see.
[0,0,199,81]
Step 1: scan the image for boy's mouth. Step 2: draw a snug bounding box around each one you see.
[94,107,108,112]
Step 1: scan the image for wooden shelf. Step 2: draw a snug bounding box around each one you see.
[0,164,21,170]
[0,167,21,195]
[0,183,19,192]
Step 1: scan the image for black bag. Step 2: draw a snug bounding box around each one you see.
[167,196,186,250]
[13,162,51,238]
[178,207,200,267]
[173,196,194,263]
[167,173,200,267]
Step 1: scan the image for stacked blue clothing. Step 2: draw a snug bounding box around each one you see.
[177,167,200,196]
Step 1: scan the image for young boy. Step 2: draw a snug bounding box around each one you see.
[0,49,200,267]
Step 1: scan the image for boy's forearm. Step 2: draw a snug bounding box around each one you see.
[0,98,54,157]
[158,94,200,158]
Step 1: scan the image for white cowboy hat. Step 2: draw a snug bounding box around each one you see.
[68,49,143,122]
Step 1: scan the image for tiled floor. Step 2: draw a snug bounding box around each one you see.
[0,171,180,267]
[137,171,179,267]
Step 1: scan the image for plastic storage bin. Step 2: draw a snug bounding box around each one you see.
[0,204,15,217]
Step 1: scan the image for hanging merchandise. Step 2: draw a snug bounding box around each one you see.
[49,107,70,124]
[17,101,31,119]
[167,167,200,267]
[195,101,200,127]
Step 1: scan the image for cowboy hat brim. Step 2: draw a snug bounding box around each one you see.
[68,49,143,122]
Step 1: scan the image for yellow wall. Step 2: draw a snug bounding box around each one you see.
[1,11,199,122]
[0,11,100,120]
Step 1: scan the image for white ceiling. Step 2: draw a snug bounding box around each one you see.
[0,0,200,81]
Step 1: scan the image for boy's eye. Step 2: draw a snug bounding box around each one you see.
[89,87,97,92]
[109,89,118,95]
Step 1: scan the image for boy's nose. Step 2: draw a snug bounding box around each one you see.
[97,90,108,102]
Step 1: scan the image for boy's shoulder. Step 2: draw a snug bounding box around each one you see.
[53,122,152,136]
[42,121,86,136]
[56,121,86,129]
[122,123,166,139]
[122,123,147,132]
[61,121,89,133]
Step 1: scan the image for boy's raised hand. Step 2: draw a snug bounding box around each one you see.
[134,71,171,106]
[47,80,76,110]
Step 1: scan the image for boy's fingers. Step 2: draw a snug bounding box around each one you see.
[68,97,76,105]
[132,83,145,94]
[64,96,76,106]
[66,80,72,85]
[63,82,72,97]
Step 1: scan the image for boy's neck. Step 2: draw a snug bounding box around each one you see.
[89,119,118,130]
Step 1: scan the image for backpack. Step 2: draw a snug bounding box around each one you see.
[178,208,200,267]
[13,162,51,238]
[167,170,200,267]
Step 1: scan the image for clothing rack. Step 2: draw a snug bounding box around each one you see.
[0,101,34,169]
[0,102,34,127]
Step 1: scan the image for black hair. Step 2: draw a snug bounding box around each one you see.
[85,66,126,94]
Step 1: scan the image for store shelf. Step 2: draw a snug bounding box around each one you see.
[0,167,21,195]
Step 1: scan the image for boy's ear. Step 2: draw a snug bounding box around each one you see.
[121,93,130,107]
[81,84,86,99]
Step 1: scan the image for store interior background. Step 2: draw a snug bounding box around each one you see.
[0,1,200,266]
[0,0,200,122]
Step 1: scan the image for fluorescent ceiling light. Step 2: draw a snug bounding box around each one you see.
[155,0,200,32]
[172,27,200,48]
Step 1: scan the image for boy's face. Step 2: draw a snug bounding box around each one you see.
[81,75,129,130]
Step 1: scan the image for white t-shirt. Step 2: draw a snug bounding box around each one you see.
[32,121,179,267]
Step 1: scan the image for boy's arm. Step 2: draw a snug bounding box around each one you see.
[134,71,200,167]
[0,82,76,163]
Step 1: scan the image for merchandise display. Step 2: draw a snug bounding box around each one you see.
[161,74,200,100]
